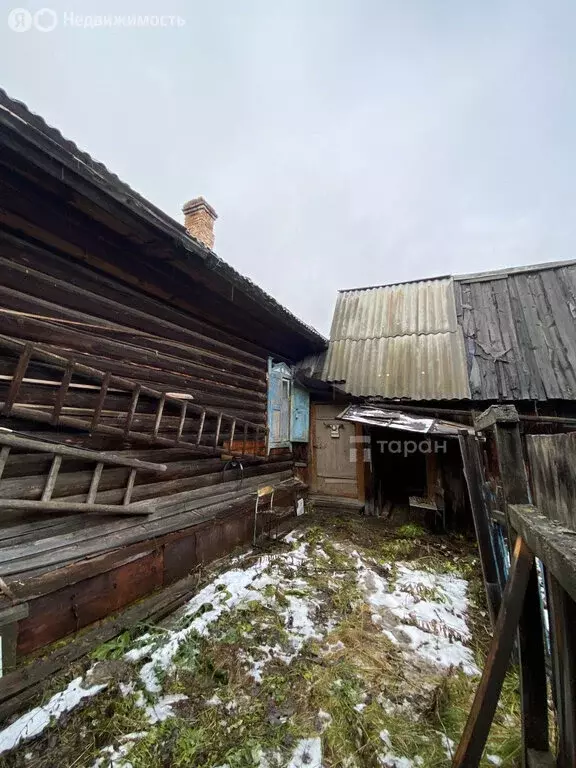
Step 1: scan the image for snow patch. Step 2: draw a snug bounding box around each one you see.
[357,559,479,676]
[287,737,322,768]
[0,678,106,755]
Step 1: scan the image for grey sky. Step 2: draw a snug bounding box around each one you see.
[2,1,575,335]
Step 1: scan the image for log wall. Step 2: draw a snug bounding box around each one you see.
[0,146,310,661]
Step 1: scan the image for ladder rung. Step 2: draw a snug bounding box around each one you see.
[3,343,33,415]
[91,372,111,430]
[41,455,62,502]
[153,394,166,438]
[87,462,104,504]
[52,362,75,424]
[176,402,187,442]
[124,385,141,437]
[196,411,206,445]
[214,413,223,448]
[123,468,137,505]
[0,446,10,482]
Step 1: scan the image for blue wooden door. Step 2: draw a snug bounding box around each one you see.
[290,385,310,442]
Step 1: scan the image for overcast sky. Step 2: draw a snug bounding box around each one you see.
[1,1,575,335]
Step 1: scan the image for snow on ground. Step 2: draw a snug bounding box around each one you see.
[286,738,322,768]
[356,556,480,676]
[0,524,487,766]
[0,677,107,755]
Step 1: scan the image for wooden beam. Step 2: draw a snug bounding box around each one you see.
[474,405,520,432]
[508,504,576,604]
[452,535,534,768]
[546,574,576,768]
[486,409,551,762]
[459,432,502,624]
[0,499,152,515]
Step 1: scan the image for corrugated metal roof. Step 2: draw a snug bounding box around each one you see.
[323,278,471,400]
[455,264,576,400]
[330,279,458,340]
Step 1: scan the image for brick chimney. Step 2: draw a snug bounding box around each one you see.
[182,197,218,249]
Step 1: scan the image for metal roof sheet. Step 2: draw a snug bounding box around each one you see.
[330,279,458,341]
[337,404,472,435]
[323,278,471,400]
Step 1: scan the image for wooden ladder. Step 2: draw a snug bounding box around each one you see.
[0,335,266,460]
[0,429,167,516]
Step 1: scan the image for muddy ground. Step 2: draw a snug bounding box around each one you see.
[0,512,521,767]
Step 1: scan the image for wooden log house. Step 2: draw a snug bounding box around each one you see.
[0,89,326,669]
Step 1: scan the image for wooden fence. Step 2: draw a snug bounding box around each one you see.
[454,406,576,768]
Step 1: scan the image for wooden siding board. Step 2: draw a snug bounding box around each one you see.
[16,550,164,654]
[456,265,576,400]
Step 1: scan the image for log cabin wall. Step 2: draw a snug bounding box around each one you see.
[0,92,325,661]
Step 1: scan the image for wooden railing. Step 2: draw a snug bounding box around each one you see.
[453,406,575,768]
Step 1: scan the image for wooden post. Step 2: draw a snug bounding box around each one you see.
[459,431,501,625]
[474,405,550,765]
[452,536,534,768]
[546,574,576,768]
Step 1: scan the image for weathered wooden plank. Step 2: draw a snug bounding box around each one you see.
[176,401,187,442]
[546,574,576,768]
[214,413,222,447]
[508,504,576,604]
[452,536,534,767]
[459,432,501,624]
[0,227,268,369]
[0,603,29,627]
[0,470,293,575]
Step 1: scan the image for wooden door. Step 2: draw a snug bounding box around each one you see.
[312,404,358,497]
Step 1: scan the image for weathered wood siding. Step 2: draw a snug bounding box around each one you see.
[526,432,576,529]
